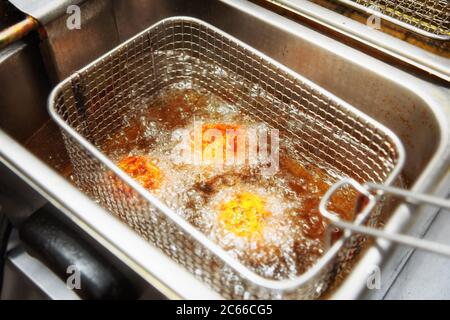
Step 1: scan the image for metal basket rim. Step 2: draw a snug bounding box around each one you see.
[48,16,406,292]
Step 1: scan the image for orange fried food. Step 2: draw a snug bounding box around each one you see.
[218,192,271,239]
[117,155,162,191]
[192,123,243,164]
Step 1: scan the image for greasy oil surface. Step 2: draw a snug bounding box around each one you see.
[100,86,358,280]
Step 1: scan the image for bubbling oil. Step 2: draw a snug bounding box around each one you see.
[100,85,358,280]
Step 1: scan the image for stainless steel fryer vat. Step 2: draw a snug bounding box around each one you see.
[1,0,449,300]
[48,17,405,299]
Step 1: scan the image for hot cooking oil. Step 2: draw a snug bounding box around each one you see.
[98,85,358,280]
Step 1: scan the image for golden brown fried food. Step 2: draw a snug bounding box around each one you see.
[116,155,162,191]
[218,192,271,239]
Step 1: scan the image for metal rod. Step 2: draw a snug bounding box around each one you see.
[0,16,39,50]
[331,219,450,257]
[366,183,450,210]
[320,179,450,257]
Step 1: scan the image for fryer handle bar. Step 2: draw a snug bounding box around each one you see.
[18,203,140,299]
[320,178,450,257]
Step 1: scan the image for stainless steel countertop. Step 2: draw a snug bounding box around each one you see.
[384,209,450,299]
[360,208,450,299]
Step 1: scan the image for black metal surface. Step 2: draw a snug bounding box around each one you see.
[0,0,25,29]
[18,203,140,299]
[0,210,12,296]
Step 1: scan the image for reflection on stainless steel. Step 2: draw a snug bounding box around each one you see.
[8,0,85,25]
[0,41,50,142]
[39,0,119,82]
[0,0,449,299]
[1,246,80,300]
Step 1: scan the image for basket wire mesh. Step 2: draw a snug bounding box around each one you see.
[336,0,450,40]
[49,17,404,299]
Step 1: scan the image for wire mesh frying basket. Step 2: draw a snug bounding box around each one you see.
[49,17,404,299]
[336,0,450,40]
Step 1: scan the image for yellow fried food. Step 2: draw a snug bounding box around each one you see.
[218,192,271,239]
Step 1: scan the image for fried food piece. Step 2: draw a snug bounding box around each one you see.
[192,123,243,164]
[116,155,162,191]
[218,192,271,239]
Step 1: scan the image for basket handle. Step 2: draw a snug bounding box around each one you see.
[319,178,450,257]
